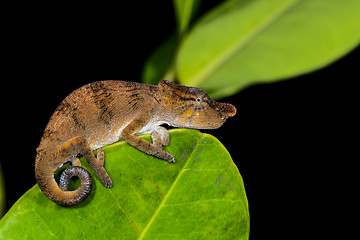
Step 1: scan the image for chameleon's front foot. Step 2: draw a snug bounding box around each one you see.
[165,153,175,164]
[123,118,175,164]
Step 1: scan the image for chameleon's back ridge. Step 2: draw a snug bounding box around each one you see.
[35,80,236,206]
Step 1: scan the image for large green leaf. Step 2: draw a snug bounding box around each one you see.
[176,0,360,99]
[0,129,249,240]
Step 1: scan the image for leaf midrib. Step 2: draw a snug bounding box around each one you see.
[186,0,301,87]
[137,135,200,240]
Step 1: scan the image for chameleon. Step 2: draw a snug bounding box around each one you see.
[35,80,236,206]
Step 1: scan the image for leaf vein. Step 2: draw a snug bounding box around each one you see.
[137,134,201,239]
[188,0,302,86]
[33,211,59,239]
[108,190,141,235]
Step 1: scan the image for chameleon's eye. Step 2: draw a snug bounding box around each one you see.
[195,97,202,103]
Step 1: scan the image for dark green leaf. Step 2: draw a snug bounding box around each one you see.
[142,34,178,85]
[142,1,201,86]
[173,0,202,37]
[0,129,249,240]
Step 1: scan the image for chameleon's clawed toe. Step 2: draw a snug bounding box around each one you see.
[167,156,175,164]
[104,179,113,188]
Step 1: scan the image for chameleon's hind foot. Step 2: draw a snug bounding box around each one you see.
[94,148,112,188]
[164,152,175,164]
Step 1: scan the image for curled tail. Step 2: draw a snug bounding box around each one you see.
[35,153,92,206]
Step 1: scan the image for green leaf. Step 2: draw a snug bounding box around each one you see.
[173,0,202,37]
[0,129,249,240]
[142,34,178,85]
[176,0,360,99]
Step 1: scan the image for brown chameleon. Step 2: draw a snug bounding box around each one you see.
[35,80,236,206]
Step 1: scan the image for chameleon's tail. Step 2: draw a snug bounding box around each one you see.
[35,153,92,206]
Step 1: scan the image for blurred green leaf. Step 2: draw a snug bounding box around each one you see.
[0,162,4,218]
[173,0,202,37]
[176,0,360,99]
[0,129,249,240]
[142,34,177,85]
[142,0,202,86]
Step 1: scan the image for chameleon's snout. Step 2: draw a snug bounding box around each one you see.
[217,102,237,118]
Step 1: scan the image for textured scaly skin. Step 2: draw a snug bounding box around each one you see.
[35,80,236,206]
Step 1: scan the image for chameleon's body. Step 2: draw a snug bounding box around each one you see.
[35,80,236,206]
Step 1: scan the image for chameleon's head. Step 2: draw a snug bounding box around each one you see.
[158,80,236,129]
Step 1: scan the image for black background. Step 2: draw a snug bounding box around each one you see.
[1,1,358,239]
